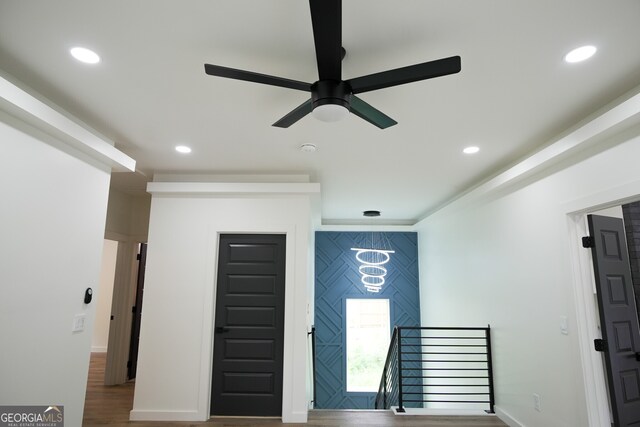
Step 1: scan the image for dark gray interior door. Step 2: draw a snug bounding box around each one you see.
[588,214,640,426]
[127,242,147,380]
[210,234,286,416]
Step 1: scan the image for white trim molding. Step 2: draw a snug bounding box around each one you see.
[129,410,201,422]
[146,181,320,196]
[0,73,135,172]
[494,406,525,427]
[420,86,640,221]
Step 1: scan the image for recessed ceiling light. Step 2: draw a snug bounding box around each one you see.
[363,210,381,217]
[70,47,100,64]
[299,143,317,152]
[564,45,597,63]
[175,145,192,154]
[463,146,480,154]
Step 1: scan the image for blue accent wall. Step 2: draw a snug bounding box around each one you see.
[314,232,420,409]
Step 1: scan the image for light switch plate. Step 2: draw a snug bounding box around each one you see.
[72,314,86,333]
[560,315,569,335]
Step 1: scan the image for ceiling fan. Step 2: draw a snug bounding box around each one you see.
[204,0,461,129]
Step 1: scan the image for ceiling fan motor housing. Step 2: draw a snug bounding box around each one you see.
[312,80,352,110]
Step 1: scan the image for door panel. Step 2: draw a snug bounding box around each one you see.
[211,234,286,416]
[588,215,640,426]
[127,242,147,380]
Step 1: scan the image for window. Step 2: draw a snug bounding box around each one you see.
[345,298,391,392]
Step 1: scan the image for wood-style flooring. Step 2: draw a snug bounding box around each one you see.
[83,353,506,426]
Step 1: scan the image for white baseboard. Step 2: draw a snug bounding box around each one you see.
[129,409,203,421]
[130,409,306,423]
[282,411,308,423]
[91,346,107,352]
[494,406,525,427]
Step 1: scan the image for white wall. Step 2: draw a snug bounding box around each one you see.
[131,183,317,422]
[92,239,118,352]
[416,133,640,426]
[105,187,150,241]
[0,115,112,426]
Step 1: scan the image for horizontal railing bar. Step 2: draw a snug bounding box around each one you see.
[403,399,490,403]
[401,368,489,371]
[402,363,488,366]
[401,361,488,364]
[398,327,489,331]
[402,392,490,396]
[403,384,489,389]
[402,375,489,379]
[405,384,489,387]
[401,336,489,339]
[400,335,487,340]
[401,336,486,340]
[410,344,487,347]
[402,352,488,355]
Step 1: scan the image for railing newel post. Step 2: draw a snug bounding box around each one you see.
[397,327,405,413]
[485,325,495,414]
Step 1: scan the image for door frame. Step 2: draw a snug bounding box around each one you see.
[203,228,303,421]
[564,178,640,426]
[210,233,287,416]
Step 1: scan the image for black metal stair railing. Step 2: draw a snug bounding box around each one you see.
[308,326,316,407]
[375,326,495,414]
[375,327,399,410]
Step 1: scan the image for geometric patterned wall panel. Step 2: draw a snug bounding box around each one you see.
[314,232,420,409]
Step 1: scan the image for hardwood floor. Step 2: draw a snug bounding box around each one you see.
[83,353,506,426]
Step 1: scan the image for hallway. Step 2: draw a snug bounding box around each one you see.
[83,353,507,426]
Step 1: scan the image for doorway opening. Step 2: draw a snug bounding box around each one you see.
[92,239,118,355]
[84,240,147,423]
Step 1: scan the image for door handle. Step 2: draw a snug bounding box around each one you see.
[594,339,606,352]
[215,326,230,334]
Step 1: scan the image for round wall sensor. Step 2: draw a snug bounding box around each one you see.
[299,143,317,152]
[363,210,381,217]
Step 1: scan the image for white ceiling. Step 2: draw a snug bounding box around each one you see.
[1,0,639,224]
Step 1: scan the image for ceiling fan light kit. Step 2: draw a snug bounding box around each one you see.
[313,104,349,122]
[204,0,461,129]
[311,80,351,122]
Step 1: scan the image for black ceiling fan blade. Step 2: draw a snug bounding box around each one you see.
[272,99,314,128]
[350,96,397,129]
[309,0,342,81]
[347,55,461,94]
[204,63,311,92]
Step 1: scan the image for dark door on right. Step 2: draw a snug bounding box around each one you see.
[210,234,286,416]
[587,214,640,426]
